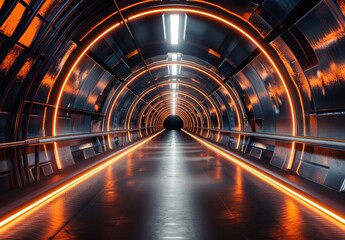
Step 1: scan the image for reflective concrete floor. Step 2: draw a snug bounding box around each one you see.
[1,131,344,239]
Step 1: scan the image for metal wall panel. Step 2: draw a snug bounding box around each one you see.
[234,69,266,132]
[27,114,43,138]
[72,66,104,112]
[316,112,345,139]
[0,112,13,142]
[35,40,77,103]
[60,55,95,107]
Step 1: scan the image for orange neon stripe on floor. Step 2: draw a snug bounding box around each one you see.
[0,130,164,228]
[182,129,345,225]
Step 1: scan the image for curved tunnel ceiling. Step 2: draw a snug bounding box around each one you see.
[1,0,345,191]
[50,3,300,169]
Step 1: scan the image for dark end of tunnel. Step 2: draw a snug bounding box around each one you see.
[163,115,184,130]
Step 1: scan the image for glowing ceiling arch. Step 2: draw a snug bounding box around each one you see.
[154,104,194,129]
[137,91,208,136]
[52,7,297,170]
[147,95,202,130]
[107,62,243,139]
[123,80,222,140]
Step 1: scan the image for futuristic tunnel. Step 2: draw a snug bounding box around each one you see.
[0,0,345,238]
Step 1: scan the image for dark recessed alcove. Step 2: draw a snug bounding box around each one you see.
[163,115,184,130]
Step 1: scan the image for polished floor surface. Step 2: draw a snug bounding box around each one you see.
[1,131,344,239]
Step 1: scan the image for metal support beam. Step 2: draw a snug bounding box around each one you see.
[26,100,106,118]
[113,0,164,101]
[223,48,260,82]
[263,1,321,44]
[86,50,124,83]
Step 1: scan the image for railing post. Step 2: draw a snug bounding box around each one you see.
[22,147,31,184]
[35,145,40,182]
[15,148,26,186]
[11,149,22,188]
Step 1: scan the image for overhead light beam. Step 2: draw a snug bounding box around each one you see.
[170,14,179,45]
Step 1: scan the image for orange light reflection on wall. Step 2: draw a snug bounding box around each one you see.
[0,3,25,37]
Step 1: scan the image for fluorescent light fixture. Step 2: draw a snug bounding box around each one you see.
[162,14,167,40]
[170,14,179,44]
[171,78,177,81]
[171,65,177,75]
[183,14,188,40]
[171,83,177,89]
[163,14,187,45]
[172,92,176,97]
[171,53,178,61]
[167,53,181,76]
[167,52,182,61]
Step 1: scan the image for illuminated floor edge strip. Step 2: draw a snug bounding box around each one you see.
[0,130,164,228]
[181,129,345,225]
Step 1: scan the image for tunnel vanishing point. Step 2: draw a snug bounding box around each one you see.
[0,0,345,239]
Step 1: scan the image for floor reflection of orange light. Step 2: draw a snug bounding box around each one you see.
[234,166,243,196]
[182,129,345,225]
[278,198,303,238]
[0,130,163,228]
[127,153,133,177]
[105,166,117,203]
[41,198,66,239]
[225,165,244,222]
[215,157,221,180]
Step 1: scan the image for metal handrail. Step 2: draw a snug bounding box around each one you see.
[0,127,155,150]
[194,127,345,149]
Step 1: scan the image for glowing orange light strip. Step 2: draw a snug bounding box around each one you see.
[182,129,345,225]
[53,23,121,169]
[0,130,164,228]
